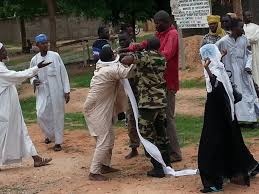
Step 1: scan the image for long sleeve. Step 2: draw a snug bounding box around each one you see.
[113,64,136,80]
[245,48,253,69]
[30,57,38,84]
[58,54,70,93]
[160,32,178,62]
[0,66,39,87]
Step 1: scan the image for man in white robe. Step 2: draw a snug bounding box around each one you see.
[84,46,134,181]
[30,34,70,151]
[244,11,259,86]
[0,42,52,167]
[216,18,259,123]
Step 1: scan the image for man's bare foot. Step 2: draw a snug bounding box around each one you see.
[32,155,52,167]
[125,148,138,159]
[89,173,109,181]
[44,138,51,144]
[101,165,120,174]
[53,144,62,152]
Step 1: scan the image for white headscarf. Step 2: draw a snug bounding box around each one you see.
[0,42,3,50]
[200,44,235,120]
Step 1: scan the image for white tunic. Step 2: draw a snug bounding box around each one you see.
[0,62,38,165]
[216,35,259,122]
[30,51,70,144]
[244,23,259,85]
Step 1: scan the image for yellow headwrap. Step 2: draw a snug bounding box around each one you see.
[207,15,226,37]
[207,15,220,25]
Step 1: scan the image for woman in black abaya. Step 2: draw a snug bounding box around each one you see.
[198,44,259,193]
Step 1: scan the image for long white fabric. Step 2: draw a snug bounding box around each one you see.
[0,62,38,165]
[216,35,259,122]
[121,79,197,176]
[244,23,259,85]
[30,51,70,144]
[200,44,235,120]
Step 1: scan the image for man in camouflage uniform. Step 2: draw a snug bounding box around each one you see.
[118,32,140,159]
[121,37,171,178]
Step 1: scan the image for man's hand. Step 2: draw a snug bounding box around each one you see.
[33,79,41,87]
[64,93,70,104]
[245,67,252,75]
[121,55,134,65]
[37,60,52,68]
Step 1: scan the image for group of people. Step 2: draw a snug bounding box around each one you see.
[199,12,259,192]
[0,34,70,167]
[0,8,259,193]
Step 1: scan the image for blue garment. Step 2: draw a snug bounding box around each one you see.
[92,39,109,62]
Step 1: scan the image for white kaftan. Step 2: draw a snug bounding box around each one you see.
[216,35,259,122]
[30,51,70,144]
[0,62,38,165]
[244,23,259,85]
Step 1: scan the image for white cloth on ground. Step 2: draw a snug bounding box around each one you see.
[30,51,70,144]
[216,35,259,122]
[121,79,198,176]
[0,62,38,165]
[244,23,259,85]
[200,44,235,120]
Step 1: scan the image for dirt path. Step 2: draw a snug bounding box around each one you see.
[0,124,258,194]
[3,84,257,193]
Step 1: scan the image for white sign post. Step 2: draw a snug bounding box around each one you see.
[170,0,211,69]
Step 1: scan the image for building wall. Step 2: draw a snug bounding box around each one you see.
[0,15,103,43]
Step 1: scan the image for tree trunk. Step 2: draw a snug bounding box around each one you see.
[19,17,27,53]
[232,0,243,19]
[130,12,136,42]
[46,0,57,51]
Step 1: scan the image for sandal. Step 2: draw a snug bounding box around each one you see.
[34,157,52,167]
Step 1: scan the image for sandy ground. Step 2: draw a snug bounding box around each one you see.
[1,85,258,193]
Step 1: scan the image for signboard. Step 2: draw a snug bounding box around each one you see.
[170,0,211,29]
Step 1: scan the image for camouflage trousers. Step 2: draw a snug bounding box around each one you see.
[127,101,140,148]
[138,108,170,155]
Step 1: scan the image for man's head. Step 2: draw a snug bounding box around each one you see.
[118,32,131,48]
[35,34,48,53]
[221,15,232,31]
[207,15,220,33]
[0,43,8,61]
[244,11,253,24]
[98,26,110,40]
[231,18,244,37]
[99,45,114,62]
[154,10,171,32]
[146,37,160,51]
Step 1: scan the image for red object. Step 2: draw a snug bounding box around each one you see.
[128,26,179,91]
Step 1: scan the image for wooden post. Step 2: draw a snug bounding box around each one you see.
[232,0,243,19]
[178,29,185,70]
[82,41,87,67]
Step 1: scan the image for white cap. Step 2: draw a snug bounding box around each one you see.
[0,42,3,50]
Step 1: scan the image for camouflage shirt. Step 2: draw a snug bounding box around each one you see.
[133,50,167,109]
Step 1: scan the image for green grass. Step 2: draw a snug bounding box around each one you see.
[176,115,203,146]
[180,79,205,89]
[70,72,93,88]
[65,112,86,130]
[20,97,259,147]
[20,97,37,124]
[20,97,86,130]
